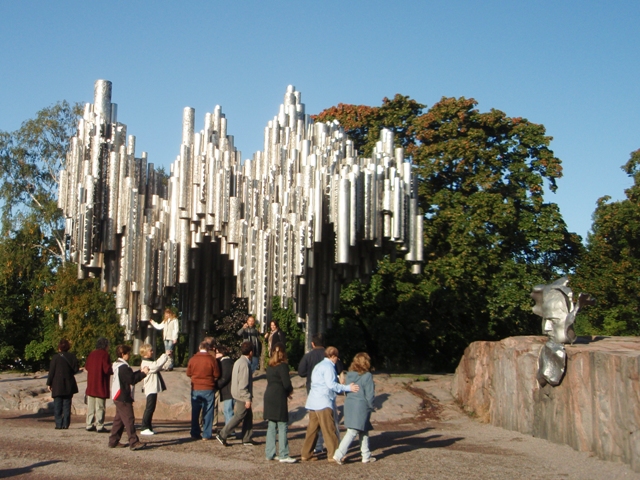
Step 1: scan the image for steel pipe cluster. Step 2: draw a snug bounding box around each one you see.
[58,80,423,348]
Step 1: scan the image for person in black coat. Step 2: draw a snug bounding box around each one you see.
[263,342,296,463]
[215,345,235,425]
[47,339,81,429]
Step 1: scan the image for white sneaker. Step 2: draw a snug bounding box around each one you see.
[362,456,376,463]
[279,457,297,463]
[140,429,155,436]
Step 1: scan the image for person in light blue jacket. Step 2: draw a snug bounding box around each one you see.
[300,346,360,462]
[333,352,376,464]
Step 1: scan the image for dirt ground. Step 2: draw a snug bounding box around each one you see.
[1,401,638,479]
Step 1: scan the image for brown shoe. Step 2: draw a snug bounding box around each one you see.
[108,442,128,448]
[129,442,146,451]
[301,456,317,462]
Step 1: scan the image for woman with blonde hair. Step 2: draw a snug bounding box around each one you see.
[139,343,168,435]
[333,352,376,464]
[263,342,296,463]
[149,308,179,370]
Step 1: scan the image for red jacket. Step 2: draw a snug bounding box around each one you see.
[186,352,220,391]
[85,349,113,398]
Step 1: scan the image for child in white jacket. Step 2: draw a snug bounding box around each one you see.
[139,344,168,435]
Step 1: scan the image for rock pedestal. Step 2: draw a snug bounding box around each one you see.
[451,335,640,472]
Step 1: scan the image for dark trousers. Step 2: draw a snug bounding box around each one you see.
[219,401,253,443]
[141,393,157,431]
[53,395,73,429]
[109,400,139,447]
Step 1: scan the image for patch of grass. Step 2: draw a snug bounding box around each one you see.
[389,373,430,382]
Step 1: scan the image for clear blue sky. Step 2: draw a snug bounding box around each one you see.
[2,1,639,241]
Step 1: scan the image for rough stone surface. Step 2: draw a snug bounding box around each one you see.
[451,335,640,471]
[0,369,425,428]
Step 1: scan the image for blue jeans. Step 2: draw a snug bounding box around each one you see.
[265,420,289,459]
[190,390,214,439]
[223,399,235,425]
[334,428,371,462]
[163,340,174,369]
[250,356,259,374]
[53,395,72,429]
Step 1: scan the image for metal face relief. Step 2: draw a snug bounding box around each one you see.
[58,80,424,351]
[531,277,594,386]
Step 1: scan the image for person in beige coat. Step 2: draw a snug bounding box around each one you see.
[139,344,168,435]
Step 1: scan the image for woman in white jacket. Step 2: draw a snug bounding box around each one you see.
[150,308,179,370]
[139,344,168,435]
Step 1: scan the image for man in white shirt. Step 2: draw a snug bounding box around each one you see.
[300,346,359,462]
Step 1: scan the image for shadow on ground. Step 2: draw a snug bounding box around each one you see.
[0,460,61,478]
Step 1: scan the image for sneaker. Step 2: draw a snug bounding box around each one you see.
[362,457,377,463]
[267,456,280,461]
[332,456,343,465]
[279,457,297,464]
[242,441,256,447]
[202,437,212,441]
[86,426,96,432]
[216,434,228,446]
[140,429,155,436]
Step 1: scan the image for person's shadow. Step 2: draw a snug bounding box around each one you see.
[0,460,61,478]
[373,393,390,410]
[372,428,464,459]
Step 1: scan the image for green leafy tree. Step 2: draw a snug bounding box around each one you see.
[317,95,582,371]
[0,101,82,260]
[0,220,53,367]
[24,263,125,364]
[573,149,640,336]
[271,297,305,368]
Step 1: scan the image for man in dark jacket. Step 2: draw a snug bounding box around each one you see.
[298,333,326,393]
[237,315,261,374]
[215,345,234,426]
[47,339,81,429]
[108,345,148,450]
[85,337,112,432]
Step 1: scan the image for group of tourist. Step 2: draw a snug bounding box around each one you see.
[46,310,376,464]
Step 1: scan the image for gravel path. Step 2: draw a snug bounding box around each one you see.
[0,374,637,479]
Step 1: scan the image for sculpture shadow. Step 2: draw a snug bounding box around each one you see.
[0,460,61,478]
[573,336,608,345]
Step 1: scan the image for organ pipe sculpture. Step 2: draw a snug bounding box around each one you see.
[58,80,423,353]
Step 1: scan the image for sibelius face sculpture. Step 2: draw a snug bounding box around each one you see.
[58,80,424,353]
[531,277,594,386]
